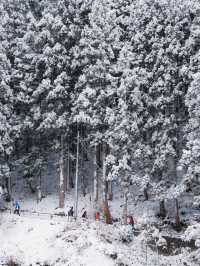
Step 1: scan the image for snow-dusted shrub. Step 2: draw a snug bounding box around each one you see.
[5,258,20,266]
[53,208,66,216]
[193,196,200,208]
[118,225,133,243]
[76,233,92,251]
[182,223,200,247]
[156,236,167,249]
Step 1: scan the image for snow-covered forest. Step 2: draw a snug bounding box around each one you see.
[1,0,200,265]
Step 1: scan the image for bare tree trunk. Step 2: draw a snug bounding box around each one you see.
[170,157,181,230]
[6,175,11,202]
[123,191,128,224]
[102,143,112,224]
[59,135,65,209]
[74,130,80,219]
[159,199,166,219]
[25,131,32,153]
[66,143,70,191]
[175,198,181,230]
[94,144,98,202]
[81,145,86,197]
[14,139,19,159]
[108,180,113,200]
[69,160,74,188]
[5,156,11,202]
[144,187,149,201]
[37,168,42,203]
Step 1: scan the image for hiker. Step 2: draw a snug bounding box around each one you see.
[81,208,87,219]
[128,215,134,230]
[14,201,20,216]
[95,211,100,221]
[68,206,74,221]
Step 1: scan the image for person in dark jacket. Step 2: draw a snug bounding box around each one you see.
[68,206,74,221]
[81,208,87,219]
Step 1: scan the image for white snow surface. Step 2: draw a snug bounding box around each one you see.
[0,214,115,266]
[0,200,198,266]
[0,187,200,266]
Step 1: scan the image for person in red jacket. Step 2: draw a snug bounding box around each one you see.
[128,215,135,230]
[95,211,100,221]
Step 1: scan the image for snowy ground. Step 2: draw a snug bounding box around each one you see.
[0,214,116,266]
[1,164,200,266]
[0,193,199,266]
[0,212,188,266]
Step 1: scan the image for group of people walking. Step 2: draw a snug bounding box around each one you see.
[12,202,135,227]
[12,203,87,219]
[1,194,135,230]
[68,206,87,220]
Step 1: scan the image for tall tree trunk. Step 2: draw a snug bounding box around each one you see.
[74,130,80,219]
[81,144,86,197]
[171,157,181,230]
[159,199,167,219]
[37,167,42,203]
[59,135,65,209]
[144,187,149,201]
[108,180,113,200]
[25,131,31,153]
[69,159,74,188]
[5,175,11,202]
[66,143,70,191]
[102,143,112,224]
[37,136,42,203]
[14,139,19,159]
[5,155,11,202]
[175,198,181,230]
[94,144,98,202]
[123,191,128,225]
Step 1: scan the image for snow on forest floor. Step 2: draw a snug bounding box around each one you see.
[1,186,200,266]
[0,212,192,266]
[0,194,199,266]
[0,214,116,266]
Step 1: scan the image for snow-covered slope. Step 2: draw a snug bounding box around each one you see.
[1,210,199,266]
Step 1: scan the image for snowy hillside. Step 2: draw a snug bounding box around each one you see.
[0,211,197,266]
[1,188,200,266]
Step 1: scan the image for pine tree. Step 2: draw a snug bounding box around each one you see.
[73,0,120,219]
[16,0,92,204]
[180,3,200,202]
[0,42,16,200]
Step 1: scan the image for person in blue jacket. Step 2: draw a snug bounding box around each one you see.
[14,201,20,215]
